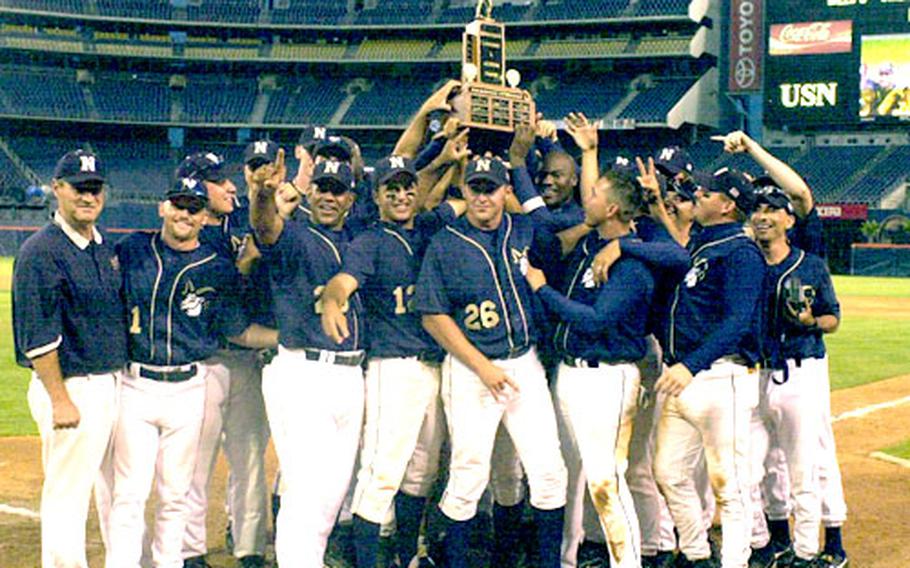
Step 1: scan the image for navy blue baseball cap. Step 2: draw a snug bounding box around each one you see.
[654,146,695,177]
[298,125,330,153]
[243,139,280,170]
[175,152,228,182]
[166,176,209,207]
[465,157,510,190]
[312,160,355,194]
[373,155,418,189]
[705,167,757,214]
[314,136,354,162]
[754,185,795,215]
[54,150,106,185]
[609,155,638,178]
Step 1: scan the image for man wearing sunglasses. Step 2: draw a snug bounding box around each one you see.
[13,150,127,568]
[106,176,276,568]
[180,144,277,568]
[250,155,368,567]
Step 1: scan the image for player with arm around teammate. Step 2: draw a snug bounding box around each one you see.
[250,153,367,567]
[105,177,276,568]
[12,150,127,568]
[746,186,841,568]
[319,155,465,568]
[413,156,568,568]
[523,169,687,568]
[652,168,765,568]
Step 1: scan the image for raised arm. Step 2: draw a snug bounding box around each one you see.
[565,112,600,206]
[248,149,287,245]
[713,131,813,216]
[393,80,461,158]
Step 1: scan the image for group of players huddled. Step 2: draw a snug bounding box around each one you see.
[13,80,849,568]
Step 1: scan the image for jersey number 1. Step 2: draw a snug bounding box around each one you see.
[129,306,141,334]
[393,285,416,315]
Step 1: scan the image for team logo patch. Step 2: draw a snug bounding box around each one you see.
[684,258,709,288]
[511,246,530,275]
[582,267,597,289]
[180,279,215,318]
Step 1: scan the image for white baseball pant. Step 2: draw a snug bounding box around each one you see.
[261,346,364,567]
[183,349,270,559]
[28,371,119,568]
[754,356,846,528]
[750,360,824,559]
[106,365,207,568]
[351,356,445,523]
[655,360,758,568]
[555,362,641,568]
[438,349,566,521]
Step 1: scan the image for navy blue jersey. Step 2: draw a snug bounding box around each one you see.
[258,218,365,351]
[634,215,674,244]
[789,207,825,258]
[342,205,456,358]
[511,166,584,232]
[118,233,248,367]
[13,216,127,377]
[764,247,839,366]
[199,196,275,328]
[663,222,766,374]
[538,233,654,363]
[413,213,560,359]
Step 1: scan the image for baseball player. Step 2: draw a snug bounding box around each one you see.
[105,177,276,568]
[174,149,273,568]
[524,167,682,568]
[712,131,824,257]
[250,153,368,566]
[747,186,842,568]
[319,155,465,568]
[413,156,567,568]
[648,168,765,568]
[12,149,126,568]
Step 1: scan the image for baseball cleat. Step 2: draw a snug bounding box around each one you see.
[183,556,212,568]
[816,552,848,568]
[748,543,776,568]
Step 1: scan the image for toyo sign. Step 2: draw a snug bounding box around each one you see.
[728,0,765,92]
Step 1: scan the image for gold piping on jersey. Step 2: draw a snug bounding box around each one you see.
[669,232,752,361]
[382,227,414,257]
[445,225,515,352]
[556,238,590,354]
[307,225,360,350]
[149,237,165,360]
[165,253,218,366]
[499,215,529,349]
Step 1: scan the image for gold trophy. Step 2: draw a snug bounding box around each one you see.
[453,0,535,132]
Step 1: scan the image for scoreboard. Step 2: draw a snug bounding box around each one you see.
[764,0,910,128]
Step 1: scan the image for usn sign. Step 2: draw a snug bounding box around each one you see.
[780,82,839,108]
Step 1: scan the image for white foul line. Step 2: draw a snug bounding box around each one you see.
[832,394,910,422]
[870,451,910,469]
[0,503,39,520]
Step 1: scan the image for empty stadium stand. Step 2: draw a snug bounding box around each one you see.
[619,78,695,123]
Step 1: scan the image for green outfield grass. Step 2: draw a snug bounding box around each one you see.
[880,439,910,461]
[0,257,907,437]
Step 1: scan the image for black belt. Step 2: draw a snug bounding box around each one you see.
[561,355,633,369]
[303,349,366,367]
[138,364,197,383]
[417,350,445,364]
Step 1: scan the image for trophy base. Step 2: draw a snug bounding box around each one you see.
[455,83,535,133]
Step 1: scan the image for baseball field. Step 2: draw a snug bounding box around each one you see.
[0,256,908,567]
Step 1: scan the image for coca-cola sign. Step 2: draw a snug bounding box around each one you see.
[769,20,853,56]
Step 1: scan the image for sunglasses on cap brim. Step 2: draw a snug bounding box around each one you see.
[314,180,351,195]
[169,196,207,214]
[71,180,105,195]
[467,180,502,194]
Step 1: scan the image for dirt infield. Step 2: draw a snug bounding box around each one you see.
[1,374,908,567]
